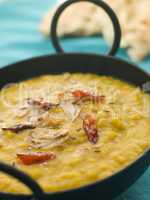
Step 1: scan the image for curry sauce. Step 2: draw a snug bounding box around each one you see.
[0,73,149,193]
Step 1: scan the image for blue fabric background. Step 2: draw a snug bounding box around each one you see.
[0,0,149,199]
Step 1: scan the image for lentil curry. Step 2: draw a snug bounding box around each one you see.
[0,73,149,193]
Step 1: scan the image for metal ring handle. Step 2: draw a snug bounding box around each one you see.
[0,162,44,200]
[51,0,121,56]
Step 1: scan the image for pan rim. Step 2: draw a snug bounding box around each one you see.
[0,53,149,77]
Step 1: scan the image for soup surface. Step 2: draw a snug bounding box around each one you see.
[0,73,149,194]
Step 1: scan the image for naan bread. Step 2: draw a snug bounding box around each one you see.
[40,0,150,61]
[40,2,103,36]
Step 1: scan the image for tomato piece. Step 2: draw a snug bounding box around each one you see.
[17,152,56,165]
[83,115,99,144]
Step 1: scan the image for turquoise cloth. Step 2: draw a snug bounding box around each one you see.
[0,0,149,199]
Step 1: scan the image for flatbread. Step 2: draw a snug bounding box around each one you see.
[40,2,103,36]
[40,0,150,61]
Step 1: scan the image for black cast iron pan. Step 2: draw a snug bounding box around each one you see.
[0,0,149,200]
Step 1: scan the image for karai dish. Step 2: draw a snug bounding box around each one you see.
[0,73,149,194]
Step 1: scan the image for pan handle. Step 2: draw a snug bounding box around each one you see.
[0,162,45,200]
[50,0,121,56]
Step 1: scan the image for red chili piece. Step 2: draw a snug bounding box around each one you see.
[83,115,99,144]
[72,90,105,103]
[17,152,56,165]
[72,90,89,98]
[2,124,35,133]
[27,98,58,111]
